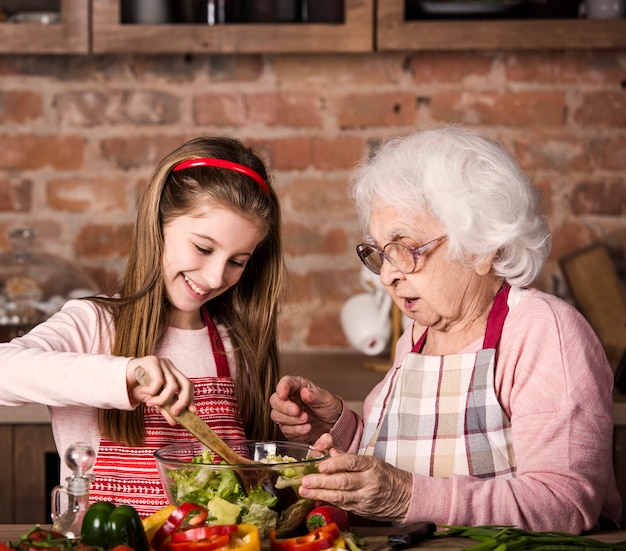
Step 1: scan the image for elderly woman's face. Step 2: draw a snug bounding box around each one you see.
[369,205,494,335]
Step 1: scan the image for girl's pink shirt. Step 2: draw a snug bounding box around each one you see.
[0,298,232,487]
[331,286,622,532]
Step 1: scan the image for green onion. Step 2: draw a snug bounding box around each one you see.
[435,525,626,550]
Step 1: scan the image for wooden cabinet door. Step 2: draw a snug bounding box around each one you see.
[14,425,58,524]
[0,0,88,54]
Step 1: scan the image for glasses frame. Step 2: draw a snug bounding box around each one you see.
[356,235,447,275]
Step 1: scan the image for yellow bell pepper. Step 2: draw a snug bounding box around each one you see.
[143,505,178,545]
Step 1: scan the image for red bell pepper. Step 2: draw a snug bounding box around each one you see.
[167,524,259,551]
[171,525,238,543]
[152,503,209,551]
[306,506,350,532]
[269,523,342,551]
[167,535,229,551]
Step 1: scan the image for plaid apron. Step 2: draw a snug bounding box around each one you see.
[360,283,516,480]
[90,312,246,516]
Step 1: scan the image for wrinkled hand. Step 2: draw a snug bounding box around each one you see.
[126,356,195,426]
[270,375,343,443]
[298,449,413,522]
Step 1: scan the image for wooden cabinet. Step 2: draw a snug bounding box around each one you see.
[2,0,625,55]
[0,0,88,54]
[0,423,58,524]
[91,0,373,54]
[377,0,626,50]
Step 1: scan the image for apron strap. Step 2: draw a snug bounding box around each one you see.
[411,282,511,353]
[201,309,231,378]
[483,282,510,349]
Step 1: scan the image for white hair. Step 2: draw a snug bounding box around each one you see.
[349,126,552,287]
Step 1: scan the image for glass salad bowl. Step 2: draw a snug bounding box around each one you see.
[154,440,328,536]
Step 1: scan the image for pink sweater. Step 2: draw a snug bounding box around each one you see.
[0,299,234,486]
[330,286,622,532]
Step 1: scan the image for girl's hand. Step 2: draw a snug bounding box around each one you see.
[269,375,343,443]
[298,449,413,522]
[126,356,196,425]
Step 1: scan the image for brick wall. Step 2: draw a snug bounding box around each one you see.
[0,50,625,352]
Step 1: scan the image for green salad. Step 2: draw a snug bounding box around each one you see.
[165,450,317,534]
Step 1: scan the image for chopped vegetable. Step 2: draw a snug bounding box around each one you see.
[306,506,350,532]
[152,503,210,551]
[165,451,318,535]
[143,505,178,544]
[166,524,259,551]
[435,525,626,550]
[270,523,344,551]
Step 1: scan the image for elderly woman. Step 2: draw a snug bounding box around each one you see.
[270,126,622,533]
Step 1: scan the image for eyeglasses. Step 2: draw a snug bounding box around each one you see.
[356,235,447,275]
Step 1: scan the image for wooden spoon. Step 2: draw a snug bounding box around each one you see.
[135,365,280,489]
[135,366,257,464]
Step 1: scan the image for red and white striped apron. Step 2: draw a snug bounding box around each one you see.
[359,283,516,480]
[90,314,246,516]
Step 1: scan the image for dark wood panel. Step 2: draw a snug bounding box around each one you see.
[14,425,56,524]
[0,426,14,523]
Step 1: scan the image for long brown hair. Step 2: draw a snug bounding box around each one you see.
[90,137,284,446]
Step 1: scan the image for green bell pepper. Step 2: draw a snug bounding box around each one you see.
[81,501,149,551]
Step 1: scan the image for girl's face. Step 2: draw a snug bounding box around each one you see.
[162,203,265,329]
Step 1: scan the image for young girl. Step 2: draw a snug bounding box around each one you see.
[0,136,285,516]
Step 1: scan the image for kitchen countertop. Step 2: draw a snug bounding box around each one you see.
[0,525,624,549]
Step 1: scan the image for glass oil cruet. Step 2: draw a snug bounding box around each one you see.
[51,442,96,538]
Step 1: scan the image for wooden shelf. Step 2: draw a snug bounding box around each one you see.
[377,0,626,50]
[0,0,88,54]
[91,0,373,54]
[2,0,625,55]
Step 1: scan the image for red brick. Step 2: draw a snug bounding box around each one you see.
[130,55,263,82]
[47,178,129,213]
[312,137,365,170]
[0,178,32,212]
[193,94,247,126]
[285,175,354,218]
[505,50,626,84]
[570,177,626,216]
[574,91,626,127]
[99,136,187,170]
[75,224,132,258]
[283,222,348,256]
[273,54,406,87]
[247,93,323,127]
[305,310,348,348]
[512,132,590,171]
[285,270,360,305]
[0,90,42,123]
[410,52,492,83]
[0,135,85,170]
[335,93,417,128]
[431,91,566,127]
[527,174,554,217]
[588,136,626,170]
[248,137,313,171]
[55,90,180,126]
[550,219,598,261]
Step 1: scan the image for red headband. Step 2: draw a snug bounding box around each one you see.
[172,158,270,197]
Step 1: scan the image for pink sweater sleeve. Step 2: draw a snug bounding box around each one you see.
[335,287,622,532]
[0,298,133,409]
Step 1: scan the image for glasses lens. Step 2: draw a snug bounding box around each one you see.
[357,244,383,274]
[384,243,416,274]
